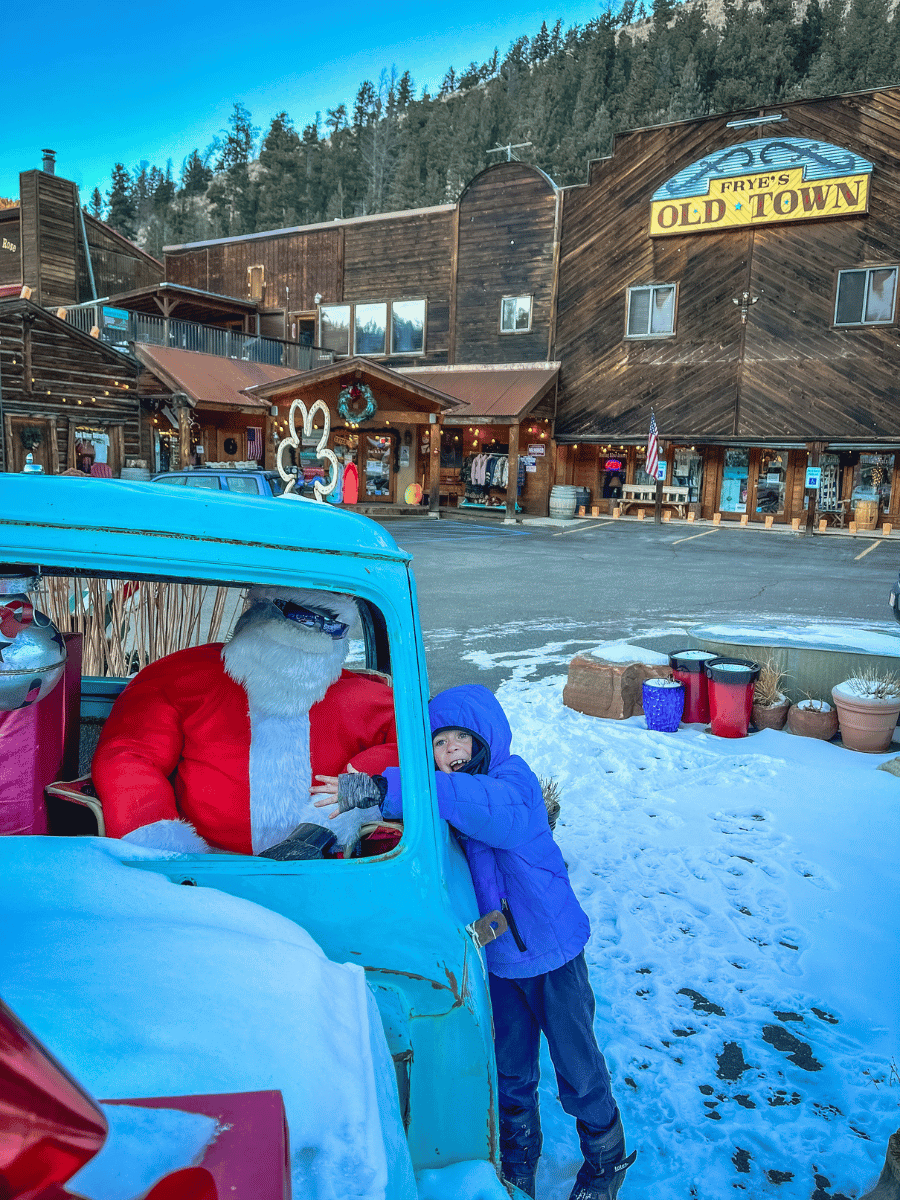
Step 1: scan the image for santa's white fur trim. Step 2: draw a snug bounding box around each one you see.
[121,819,212,854]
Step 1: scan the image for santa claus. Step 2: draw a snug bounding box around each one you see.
[92,587,398,856]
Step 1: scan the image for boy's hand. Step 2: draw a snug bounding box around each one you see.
[312,772,386,817]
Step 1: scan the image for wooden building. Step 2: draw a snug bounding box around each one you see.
[163,161,561,514]
[553,87,900,526]
[1,153,163,307]
[0,298,140,475]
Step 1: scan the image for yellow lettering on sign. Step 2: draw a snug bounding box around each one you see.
[1,238,17,253]
[650,167,870,236]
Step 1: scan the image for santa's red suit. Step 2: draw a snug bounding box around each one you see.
[93,624,398,856]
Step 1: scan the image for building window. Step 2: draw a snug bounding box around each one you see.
[320,305,351,356]
[391,299,426,354]
[319,300,426,357]
[627,285,676,337]
[500,295,532,333]
[247,265,265,301]
[834,267,898,326]
[355,303,388,355]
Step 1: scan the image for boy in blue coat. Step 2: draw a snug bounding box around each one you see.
[313,684,634,1200]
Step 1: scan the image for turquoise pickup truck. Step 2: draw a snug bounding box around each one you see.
[0,473,519,1198]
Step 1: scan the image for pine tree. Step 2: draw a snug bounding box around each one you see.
[106,163,136,240]
[180,150,213,196]
[87,188,104,220]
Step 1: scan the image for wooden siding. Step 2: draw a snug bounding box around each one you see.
[166,229,343,311]
[18,171,162,305]
[453,163,558,365]
[343,210,453,366]
[555,88,900,444]
[0,302,140,473]
[0,211,21,287]
[20,171,81,306]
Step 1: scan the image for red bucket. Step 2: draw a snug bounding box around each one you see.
[668,649,719,723]
[703,657,761,738]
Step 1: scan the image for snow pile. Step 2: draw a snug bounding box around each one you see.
[0,838,415,1200]
[498,673,900,1200]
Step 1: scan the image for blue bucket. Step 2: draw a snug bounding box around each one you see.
[642,678,685,732]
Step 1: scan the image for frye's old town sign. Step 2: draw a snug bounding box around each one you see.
[650,138,872,236]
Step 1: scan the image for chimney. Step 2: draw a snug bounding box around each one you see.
[41,149,56,175]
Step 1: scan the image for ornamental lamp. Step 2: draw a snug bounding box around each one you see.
[0,570,67,711]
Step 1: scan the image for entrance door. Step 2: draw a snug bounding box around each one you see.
[5,416,59,474]
[752,448,791,520]
[362,434,396,502]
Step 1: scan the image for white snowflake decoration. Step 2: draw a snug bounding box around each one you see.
[276,398,338,502]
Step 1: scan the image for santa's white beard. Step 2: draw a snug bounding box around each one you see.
[222,618,366,852]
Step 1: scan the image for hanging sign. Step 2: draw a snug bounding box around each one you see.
[650,138,873,237]
[805,466,822,489]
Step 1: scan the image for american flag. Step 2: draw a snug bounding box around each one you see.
[646,411,659,481]
[247,426,262,462]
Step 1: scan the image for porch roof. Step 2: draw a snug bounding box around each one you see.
[133,344,296,411]
[396,363,560,423]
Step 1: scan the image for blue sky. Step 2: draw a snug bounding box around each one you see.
[3,0,607,205]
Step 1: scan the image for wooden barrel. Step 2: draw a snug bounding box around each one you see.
[549,485,577,519]
[855,499,879,530]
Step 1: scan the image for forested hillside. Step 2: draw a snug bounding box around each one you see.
[91,0,900,255]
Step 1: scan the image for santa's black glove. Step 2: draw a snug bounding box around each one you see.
[330,772,388,814]
[259,823,337,860]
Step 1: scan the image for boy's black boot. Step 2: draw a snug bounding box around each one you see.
[499,1104,542,1199]
[567,1116,637,1200]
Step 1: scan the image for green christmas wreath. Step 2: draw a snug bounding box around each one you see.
[338,382,377,425]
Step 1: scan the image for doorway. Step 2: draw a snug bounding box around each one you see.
[5,416,59,474]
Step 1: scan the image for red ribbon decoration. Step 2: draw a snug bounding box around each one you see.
[0,598,34,638]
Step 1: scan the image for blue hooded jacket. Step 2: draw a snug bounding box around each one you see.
[381,685,590,979]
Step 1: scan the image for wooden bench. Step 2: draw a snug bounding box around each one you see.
[620,483,690,519]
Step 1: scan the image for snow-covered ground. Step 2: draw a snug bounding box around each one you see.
[1,623,898,1200]
[495,641,899,1200]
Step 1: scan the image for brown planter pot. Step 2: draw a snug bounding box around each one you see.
[786,701,838,741]
[752,697,790,730]
[832,686,900,753]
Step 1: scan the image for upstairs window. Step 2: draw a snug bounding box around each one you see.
[320,305,351,356]
[834,267,898,326]
[391,299,426,354]
[319,300,426,357]
[627,285,676,337]
[500,295,532,333]
[355,303,388,355]
[247,265,265,301]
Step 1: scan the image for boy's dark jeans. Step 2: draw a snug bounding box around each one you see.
[489,951,618,1134]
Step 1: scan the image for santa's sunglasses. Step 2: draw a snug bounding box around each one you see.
[270,598,349,639]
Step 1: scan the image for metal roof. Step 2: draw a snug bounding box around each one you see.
[134,344,299,410]
[397,363,560,420]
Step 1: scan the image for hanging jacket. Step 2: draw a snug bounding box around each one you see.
[380,685,589,979]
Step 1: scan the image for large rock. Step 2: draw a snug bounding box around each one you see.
[563,654,671,719]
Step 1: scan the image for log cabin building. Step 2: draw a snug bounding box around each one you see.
[0,297,141,476]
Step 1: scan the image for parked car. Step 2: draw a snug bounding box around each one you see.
[889,571,900,623]
[0,474,516,1196]
[150,468,289,497]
